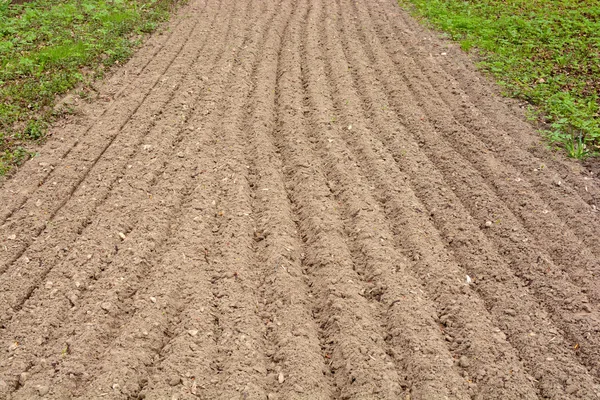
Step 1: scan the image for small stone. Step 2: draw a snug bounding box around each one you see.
[150,297,157,304]
[112,383,120,391]
[505,309,517,317]
[582,304,592,313]
[8,342,18,352]
[36,385,50,396]
[458,356,470,368]
[277,372,285,384]
[188,329,199,337]
[118,232,126,240]
[19,372,28,385]
[7,234,16,240]
[566,385,578,395]
[67,293,78,306]
[100,302,112,312]
[45,281,53,289]
[484,221,493,228]
[168,375,181,386]
[267,394,277,400]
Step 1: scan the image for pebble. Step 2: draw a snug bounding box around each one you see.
[8,342,18,352]
[7,234,16,240]
[484,221,493,228]
[19,372,28,385]
[458,356,470,368]
[187,329,199,337]
[100,302,112,312]
[277,372,285,384]
[505,309,517,317]
[168,375,181,386]
[150,297,157,303]
[36,385,50,396]
[582,304,592,313]
[566,385,578,395]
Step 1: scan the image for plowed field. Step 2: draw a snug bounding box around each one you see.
[1,0,600,398]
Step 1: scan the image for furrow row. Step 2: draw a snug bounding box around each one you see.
[351,0,600,381]
[332,0,600,397]
[387,4,600,211]
[0,0,213,276]
[0,0,250,396]
[362,1,600,280]
[0,0,195,225]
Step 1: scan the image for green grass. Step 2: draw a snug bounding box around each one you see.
[0,0,180,175]
[399,0,600,159]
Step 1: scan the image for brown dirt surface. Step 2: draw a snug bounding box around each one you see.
[1,0,600,398]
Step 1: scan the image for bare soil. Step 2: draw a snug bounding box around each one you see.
[1,0,600,398]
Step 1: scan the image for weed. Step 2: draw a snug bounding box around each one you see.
[399,0,600,158]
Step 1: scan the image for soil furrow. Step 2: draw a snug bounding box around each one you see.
[243,0,335,397]
[0,0,246,395]
[344,0,600,379]
[354,0,600,302]
[1,0,599,397]
[259,1,404,397]
[192,3,301,399]
[0,0,226,332]
[52,1,266,398]
[309,0,476,397]
[383,3,600,209]
[331,0,600,397]
[395,29,600,259]
[0,1,198,225]
[0,0,218,279]
[305,0,540,398]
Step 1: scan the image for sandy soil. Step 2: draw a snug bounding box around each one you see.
[1,0,599,398]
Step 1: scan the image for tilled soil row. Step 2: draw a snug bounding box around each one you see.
[1,0,599,398]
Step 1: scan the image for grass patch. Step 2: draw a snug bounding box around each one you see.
[0,0,180,174]
[398,0,600,158]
